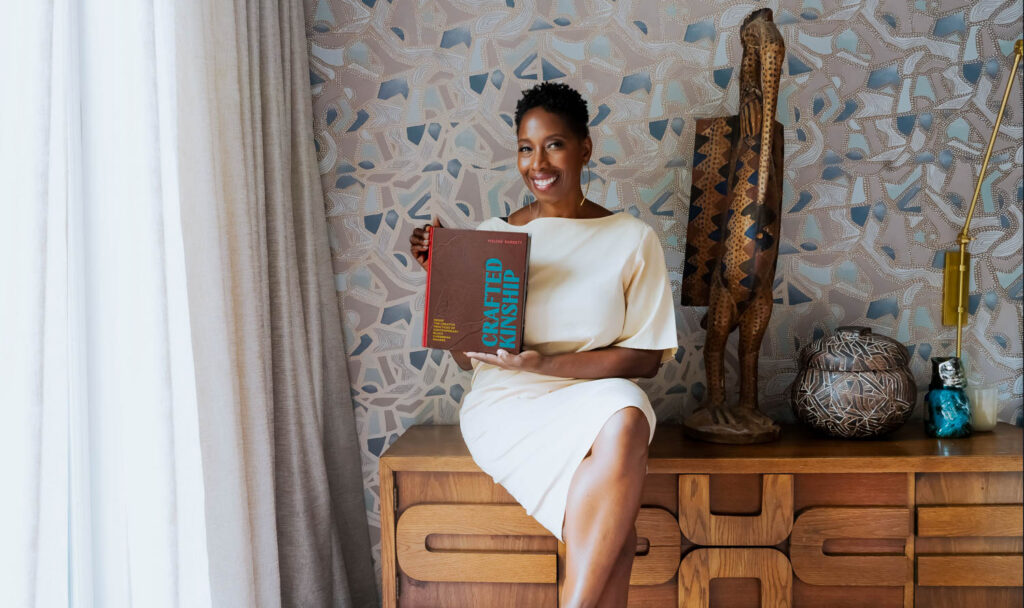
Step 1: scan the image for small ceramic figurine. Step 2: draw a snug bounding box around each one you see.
[924,357,971,438]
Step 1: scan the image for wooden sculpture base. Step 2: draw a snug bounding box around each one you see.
[682,406,781,445]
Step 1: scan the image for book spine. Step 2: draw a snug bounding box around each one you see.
[422,234,434,348]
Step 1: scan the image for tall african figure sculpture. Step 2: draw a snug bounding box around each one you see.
[680,9,785,444]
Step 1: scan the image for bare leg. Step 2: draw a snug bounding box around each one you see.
[595,528,638,608]
[560,408,650,608]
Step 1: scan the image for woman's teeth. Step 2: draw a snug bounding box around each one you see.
[533,175,557,188]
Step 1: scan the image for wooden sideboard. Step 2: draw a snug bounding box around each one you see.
[379,423,1023,607]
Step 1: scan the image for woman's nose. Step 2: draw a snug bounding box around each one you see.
[531,148,547,169]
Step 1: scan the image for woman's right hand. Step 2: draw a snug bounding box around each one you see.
[409,217,442,271]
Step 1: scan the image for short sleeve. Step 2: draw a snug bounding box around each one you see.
[613,225,678,363]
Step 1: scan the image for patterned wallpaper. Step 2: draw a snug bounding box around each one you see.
[306,0,1024,575]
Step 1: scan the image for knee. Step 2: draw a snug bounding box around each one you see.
[616,407,651,449]
[595,408,650,468]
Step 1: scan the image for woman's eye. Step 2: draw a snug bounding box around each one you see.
[546,141,562,149]
[518,146,532,153]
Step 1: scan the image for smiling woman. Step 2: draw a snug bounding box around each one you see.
[408,82,678,608]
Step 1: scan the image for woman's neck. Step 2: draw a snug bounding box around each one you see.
[535,189,588,219]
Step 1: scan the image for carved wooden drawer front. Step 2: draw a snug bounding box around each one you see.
[379,425,1024,607]
[914,472,1024,605]
[790,507,911,587]
[630,507,681,586]
[679,474,794,546]
[396,504,554,583]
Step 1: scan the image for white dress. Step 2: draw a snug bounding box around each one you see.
[459,212,678,541]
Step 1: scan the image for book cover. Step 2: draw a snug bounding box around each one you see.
[423,227,530,354]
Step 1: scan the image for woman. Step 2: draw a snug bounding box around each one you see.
[409,82,677,607]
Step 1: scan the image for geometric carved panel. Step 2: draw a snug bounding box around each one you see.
[679,474,794,545]
[678,547,792,608]
[630,507,682,586]
[917,554,1024,587]
[790,507,911,586]
[916,505,1024,538]
[396,504,555,583]
[379,427,1023,607]
[914,473,1024,592]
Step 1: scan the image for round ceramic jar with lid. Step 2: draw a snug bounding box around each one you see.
[791,326,917,439]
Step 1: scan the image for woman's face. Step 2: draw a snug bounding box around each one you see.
[517,107,592,205]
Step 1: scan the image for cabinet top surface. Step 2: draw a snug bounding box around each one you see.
[381,424,1023,474]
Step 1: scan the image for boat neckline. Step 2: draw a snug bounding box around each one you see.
[493,212,622,228]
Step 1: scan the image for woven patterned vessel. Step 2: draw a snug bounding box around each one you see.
[792,326,917,439]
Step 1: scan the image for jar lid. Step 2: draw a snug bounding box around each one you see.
[800,326,910,372]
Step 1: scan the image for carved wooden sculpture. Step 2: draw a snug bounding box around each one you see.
[680,9,785,444]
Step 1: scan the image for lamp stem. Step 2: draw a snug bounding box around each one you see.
[955,41,1022,358]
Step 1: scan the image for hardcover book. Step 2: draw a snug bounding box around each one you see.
[423,227,530,354]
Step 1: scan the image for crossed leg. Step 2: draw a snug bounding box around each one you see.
[560,407,650,608]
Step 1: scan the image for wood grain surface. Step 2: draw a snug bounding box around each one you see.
[917,505,1024,537]
[679,474,793,545]
[790,507,910,586]
[380,424,1023,473]
[917,554,1024,587]
[390,472,556,607]
[678,548,792,608]
[378,427,1023,607]
[913,471,1024,606]
[380,459,397,608]
[396,503,554,583]
[631,507,681,586]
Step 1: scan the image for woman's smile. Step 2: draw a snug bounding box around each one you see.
[531,173,559,191]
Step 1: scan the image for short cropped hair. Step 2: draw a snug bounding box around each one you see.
[514,82,590,140]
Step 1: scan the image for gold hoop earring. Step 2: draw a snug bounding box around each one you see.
[580,165,591,206]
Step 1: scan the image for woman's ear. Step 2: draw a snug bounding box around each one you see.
[582,135,593,164]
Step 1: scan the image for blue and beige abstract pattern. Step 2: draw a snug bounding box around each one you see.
[306,0,1024,575]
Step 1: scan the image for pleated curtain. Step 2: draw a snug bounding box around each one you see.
[0,1,375,606]
[176,0,377,605]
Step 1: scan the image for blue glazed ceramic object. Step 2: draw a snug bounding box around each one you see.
[924,357,972,438]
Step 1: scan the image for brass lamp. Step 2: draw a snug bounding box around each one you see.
[942,39,1023,358]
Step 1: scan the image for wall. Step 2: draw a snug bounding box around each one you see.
[306,0,1024,574]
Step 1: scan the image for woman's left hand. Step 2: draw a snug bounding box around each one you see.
[465,349,545,373]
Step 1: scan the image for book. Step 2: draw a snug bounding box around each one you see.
[423,227,530,354]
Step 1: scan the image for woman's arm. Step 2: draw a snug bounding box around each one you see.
[466,346,663,379]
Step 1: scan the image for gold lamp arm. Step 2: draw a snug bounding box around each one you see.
[947,40,1023,358]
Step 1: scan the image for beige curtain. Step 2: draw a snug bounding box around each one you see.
[176,1,376,606]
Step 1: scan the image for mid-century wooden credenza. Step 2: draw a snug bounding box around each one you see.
[379,423,1023,607]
